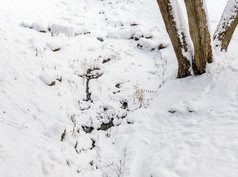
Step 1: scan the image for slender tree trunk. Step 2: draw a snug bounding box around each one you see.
[213,0,238,52]
[184,0,213,75]
[157,0,193,78]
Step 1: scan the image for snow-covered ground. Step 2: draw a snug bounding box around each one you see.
[0,0,238,177]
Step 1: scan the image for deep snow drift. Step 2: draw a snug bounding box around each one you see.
[0,0,238,177]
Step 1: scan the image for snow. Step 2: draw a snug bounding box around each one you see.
[0,0,238,177]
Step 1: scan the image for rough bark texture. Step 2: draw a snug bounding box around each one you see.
[184,0,213,75]
[213,0,238,52]
[157,0,192,78]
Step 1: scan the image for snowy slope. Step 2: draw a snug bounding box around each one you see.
[0,0,238,177]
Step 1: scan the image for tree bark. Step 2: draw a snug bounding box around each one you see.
[184,0,213,75]
[157,0,193,78]
[213,0,238,52]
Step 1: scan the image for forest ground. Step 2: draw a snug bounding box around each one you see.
[0,0,238,177]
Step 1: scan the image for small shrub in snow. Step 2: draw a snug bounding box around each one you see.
[133,85,145,108]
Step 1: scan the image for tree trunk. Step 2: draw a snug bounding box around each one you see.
[213,0,238,52]
[184,0,213,75]
[157,0,193,78]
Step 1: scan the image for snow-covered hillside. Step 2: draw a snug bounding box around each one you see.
[0,0,238,177]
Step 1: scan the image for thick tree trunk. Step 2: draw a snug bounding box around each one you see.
[184,0,213,75]
[157,0,193,78]
[213,0,238,52]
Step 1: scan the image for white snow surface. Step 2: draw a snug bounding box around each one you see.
[0,0,238,177]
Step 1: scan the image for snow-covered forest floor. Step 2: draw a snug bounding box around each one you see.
[0,0,238,177]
